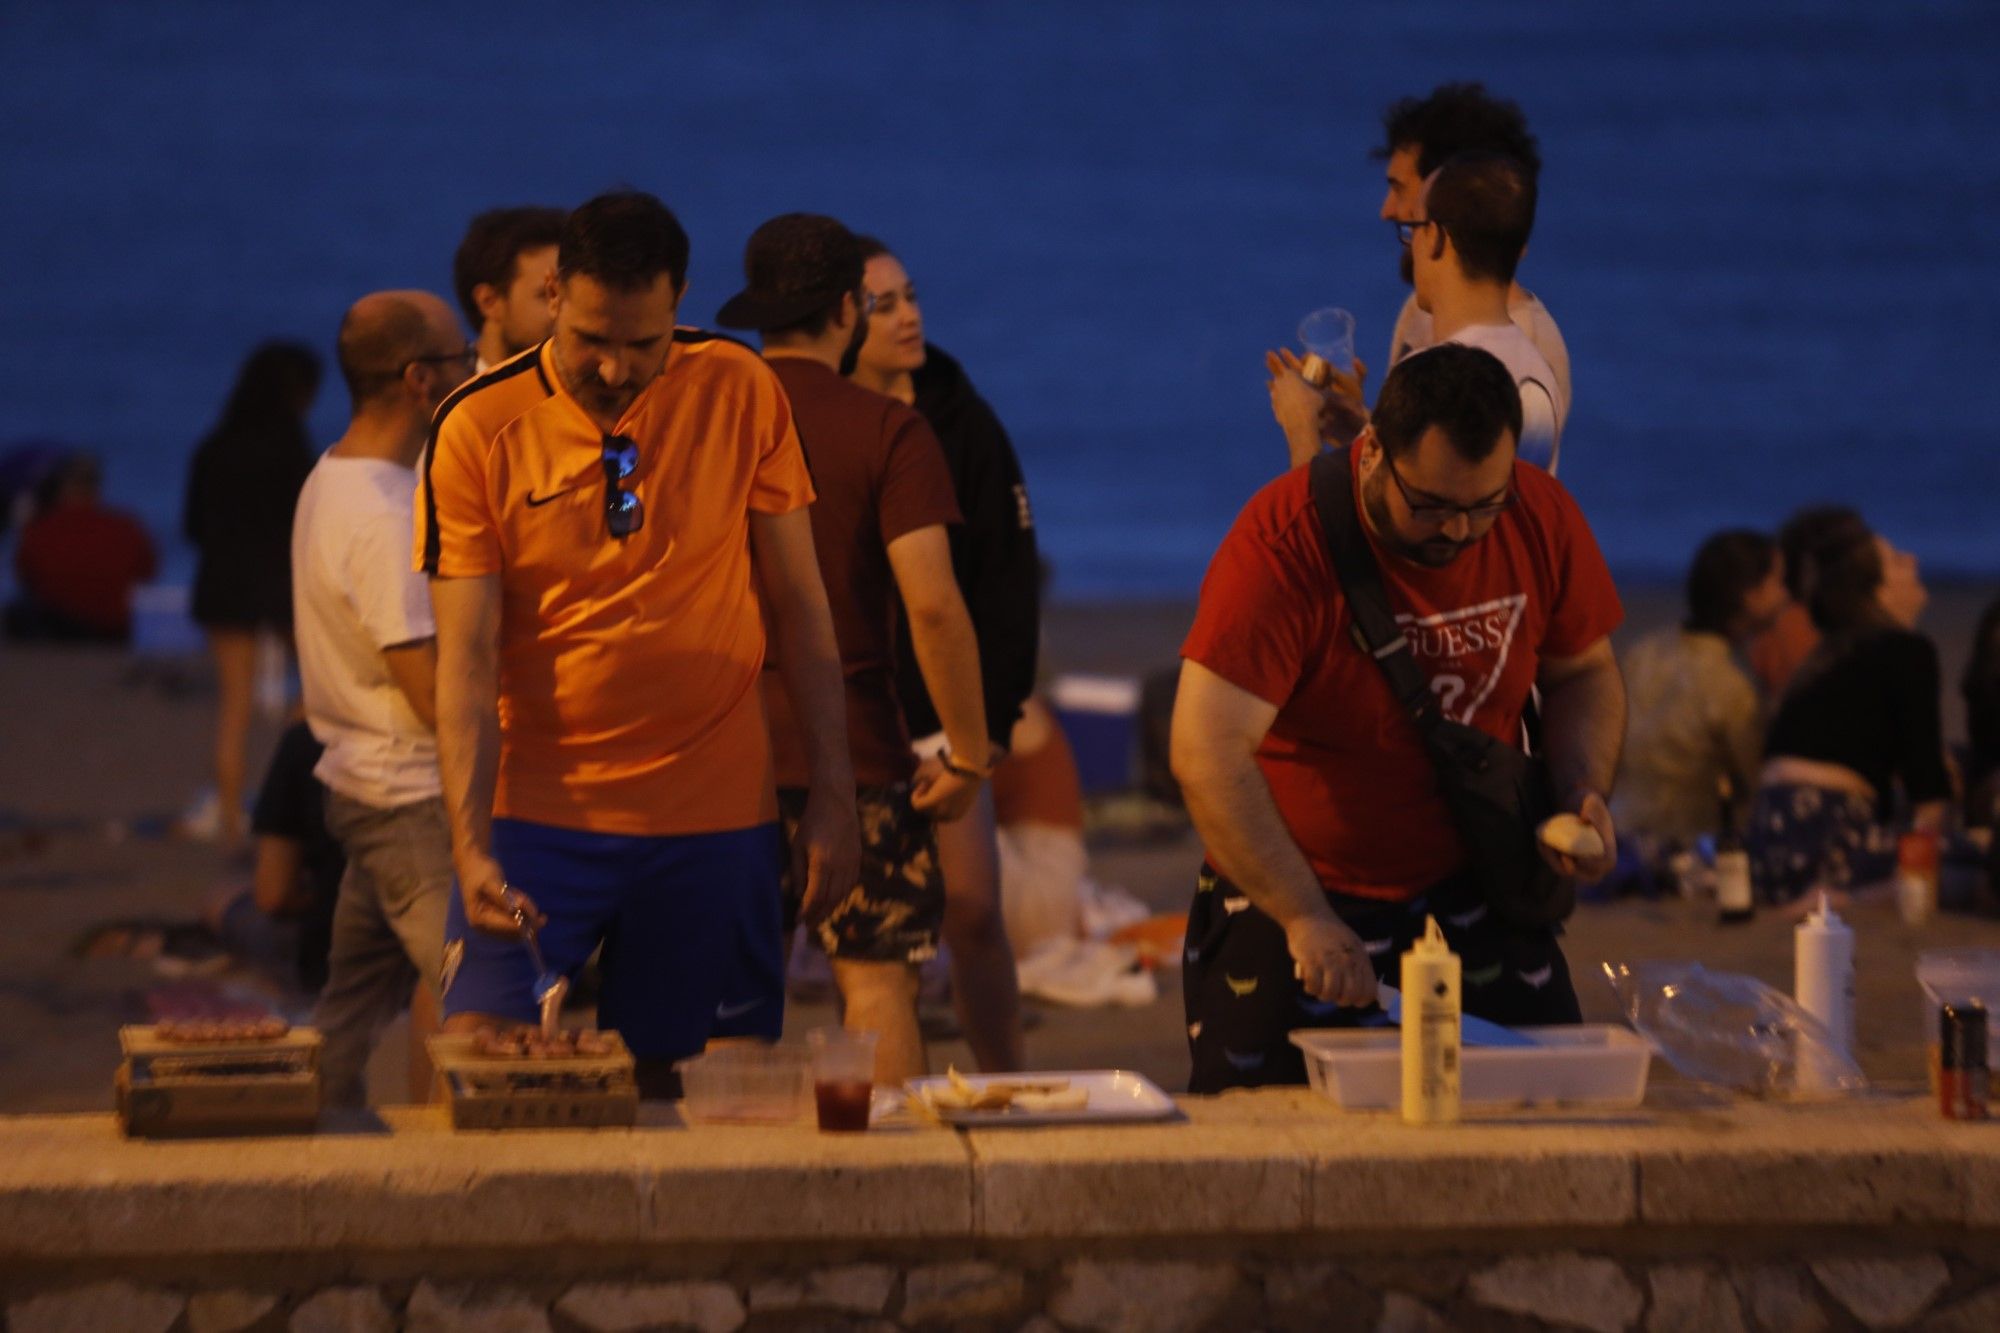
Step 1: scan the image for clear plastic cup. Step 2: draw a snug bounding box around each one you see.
[1297,307,1356,386]
[807,1027,878,1132]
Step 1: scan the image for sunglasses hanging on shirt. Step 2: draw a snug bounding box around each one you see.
[601,433,644,539]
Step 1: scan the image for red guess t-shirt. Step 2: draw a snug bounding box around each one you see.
[1180,451,1622,901]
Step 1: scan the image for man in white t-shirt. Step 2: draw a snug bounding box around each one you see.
[1268,83,1572,469]
[294,289,474,1106]
[1407,152,1568,472]
[1375,83,1570,410]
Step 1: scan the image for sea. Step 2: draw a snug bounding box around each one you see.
[2,1,1996,600]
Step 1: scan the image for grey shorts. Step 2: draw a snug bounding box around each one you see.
[315,792,453,1107]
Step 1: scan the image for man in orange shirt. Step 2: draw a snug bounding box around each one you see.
[419,192,859,1087]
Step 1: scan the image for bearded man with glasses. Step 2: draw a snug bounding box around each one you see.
[1172,345,1625,1092]
[418,192,860,1096]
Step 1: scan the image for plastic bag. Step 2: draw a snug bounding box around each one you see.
[1603,960,1867,1099]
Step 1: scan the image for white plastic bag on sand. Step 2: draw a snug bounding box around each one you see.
[1605,960,1867,1099]
[1017,938,1158,1008]
[998,823,1087,957]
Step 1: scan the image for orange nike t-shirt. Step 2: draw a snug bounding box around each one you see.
[417,335,815,836]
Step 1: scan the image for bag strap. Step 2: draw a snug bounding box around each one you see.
[1305,449,1443,732]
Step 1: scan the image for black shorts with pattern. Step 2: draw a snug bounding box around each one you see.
[1183,864,1581,1093]
[778,784,942,965]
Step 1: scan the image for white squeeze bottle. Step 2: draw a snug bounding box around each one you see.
[1795,891,1856,1092]
[1401,916,1462,1125]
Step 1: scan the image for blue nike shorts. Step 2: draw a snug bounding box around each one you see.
[440,818,786,1063]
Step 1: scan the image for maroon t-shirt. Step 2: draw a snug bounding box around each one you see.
[15,501,158,635]
[762,357,961,787]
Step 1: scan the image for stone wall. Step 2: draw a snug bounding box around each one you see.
[13,1248,2000,1332]
[8,1088,2000,1331]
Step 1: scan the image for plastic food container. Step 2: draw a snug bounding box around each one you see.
[674,1045,812,1124]
[1291,1025,1652,1112]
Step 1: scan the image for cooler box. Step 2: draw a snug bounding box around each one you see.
[1049,673,1141,794]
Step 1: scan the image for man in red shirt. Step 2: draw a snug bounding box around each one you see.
[7,455,156,642]
[1172,345,1625,1091]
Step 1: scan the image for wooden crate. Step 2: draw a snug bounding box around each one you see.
[428,1033,638,1131]
[116,1025,322,1138]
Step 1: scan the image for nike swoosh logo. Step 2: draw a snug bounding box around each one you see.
[525,487,579,507]
[715,998,763,1020]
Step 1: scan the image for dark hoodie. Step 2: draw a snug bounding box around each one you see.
[893,344,1040,750]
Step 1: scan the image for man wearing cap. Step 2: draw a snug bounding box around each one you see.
[718,214,989,1083]
[419,192,860,1092]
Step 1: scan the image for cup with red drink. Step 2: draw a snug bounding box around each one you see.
[808,1027,878,1132]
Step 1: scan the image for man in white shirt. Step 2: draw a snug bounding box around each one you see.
[1407,152,1568,472]
[294,289,474,1106]
[1376,83,1570,408]
[1268,83,1572,468]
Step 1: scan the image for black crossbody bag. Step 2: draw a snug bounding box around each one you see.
[1307,449,1573,928]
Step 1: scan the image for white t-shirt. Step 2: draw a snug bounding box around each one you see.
[1440,321,1566,474]
[1388,290,1573,471]
[292,455,440,808]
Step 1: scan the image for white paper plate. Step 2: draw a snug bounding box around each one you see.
[904,1069,1178,1126]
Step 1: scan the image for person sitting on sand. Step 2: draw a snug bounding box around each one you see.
[1747,504,1871,697]
[205,720,344,994]
[1612,531,1787,879]
[5,454,157,644]
[1750,520,1952,905]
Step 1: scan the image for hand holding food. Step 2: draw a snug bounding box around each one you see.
[1539,812,1605,860]
[1539,795,1618,883]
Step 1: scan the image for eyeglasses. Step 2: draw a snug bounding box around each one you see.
[856,288,878,317]
[1382,448,1511,525]
[601,433,644,539]
[1393,218,1435,246]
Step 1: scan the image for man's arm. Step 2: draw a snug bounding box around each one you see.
[887,524,989,820]
[1169,660,1378,1006]
[428,574,520,935]
[750,507,860,918]
[382,638,438,732]
[251,834,312,917]
[1537,636,1626,880]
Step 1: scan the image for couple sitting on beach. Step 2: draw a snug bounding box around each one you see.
[1616,506,1968,909]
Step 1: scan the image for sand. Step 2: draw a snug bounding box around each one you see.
[1,584,1994,1111]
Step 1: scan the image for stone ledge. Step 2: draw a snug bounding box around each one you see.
[4,1091,2000,1261]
